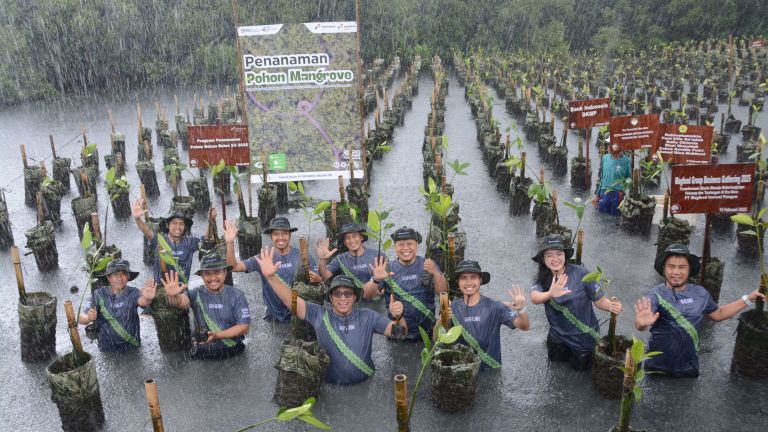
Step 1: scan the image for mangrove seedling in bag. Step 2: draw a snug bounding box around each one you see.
[366,198,395,258]
[235,397,330,431]
[104,167,131,219]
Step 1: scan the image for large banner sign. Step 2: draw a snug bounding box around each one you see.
[670,163,755,214]
[188,125,250,168]
[238,22,363,183]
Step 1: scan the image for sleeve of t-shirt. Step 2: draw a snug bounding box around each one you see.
[370,310,391,335]
[531,283,543,293]
[326,256,341,276]
[190,235,202,250]
[244,255,261,273]
[232,289,251,325]
[497,300,518,329]
[130,287,142,308]
[308,255,319,273]
[82,294,95,312]
[304,302,322,327]
[647,291,659,314]
[702,292,719,315]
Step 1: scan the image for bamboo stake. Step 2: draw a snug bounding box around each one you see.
[12,246,28,305]
[50,135,57,158]
[584,128,591,190]
[80,171,91,197]
[91,212,102,242]
[575,229,584,265]
[700,213,712,286]
[439,292,450,330]
[81,123,88,147]
[137,103,143,144]
[617,349,636,431]
[35,192,44,225]
[394,374,410,432]
[140,184,149,223]
[300,237,309,281]
[331,201,338,232]
[520,152,526,180]
[39,161,47,178]
[174,95,179,115]
[108,108,115,135]
[338,176,346,202]
[64,301,84,354]
[144,379,165,432]
[20,144,28,169]
[662,189,670,224]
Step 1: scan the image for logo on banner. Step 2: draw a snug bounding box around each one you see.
[269,153,286,170]
[679,125,688,133]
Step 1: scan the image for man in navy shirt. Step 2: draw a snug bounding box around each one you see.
[79,260,188,352]
[132,198,210,283]
[436,260,530,371]
[256,246,406,385]
[224,216,321,322]
[316,222,383,300]
[635,244,765,377]
[163,253,250,360]
[371,227,447,341]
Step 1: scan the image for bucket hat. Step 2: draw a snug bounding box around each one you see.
[195,253,233,276]
[532,235,574,263]
[654,244,700,277]
[454,259,491,285]
[325,275,362,303]
[262,216,298,235]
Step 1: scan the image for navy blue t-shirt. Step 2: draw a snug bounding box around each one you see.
[244,247,317,322]
[451,295,518,371]
[149,233,201,283]
[304,302,390,385]
[383,256,439,340]
[83,286,142,352]
[531,264,603,352]
[189,285,251,352]
[326,248,381,289]
[644,283,718,374]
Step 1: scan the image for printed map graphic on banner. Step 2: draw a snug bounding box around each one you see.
[238,22,362,183]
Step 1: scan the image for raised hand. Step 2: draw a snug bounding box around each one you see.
[634,297,659,328]
[131,197,146,219]
[315,238,337,261]
[255,246,282,278]
[503,284,527,311]
[140,278,157,301]
[389,293,404,319]
[223,219,238,243]
[161,271,187,296]
[549,274,569,298]
[308,270,322,284]
[369,256,393,282]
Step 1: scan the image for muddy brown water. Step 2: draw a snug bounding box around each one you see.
[0,72,766,431]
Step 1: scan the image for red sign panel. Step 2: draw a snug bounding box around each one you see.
[567,98,611,129]
[188,125,250,168]
[609,114,660,150]
[655,124,713,164]
[670,163,755,215]
[751,38,766,49]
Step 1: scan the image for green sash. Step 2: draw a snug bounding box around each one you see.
[547,299,600,341]
[97,295,140,347]
[323,311,374,376]
[194,292,237,348]
[337,260,366,290]
[656,293,700,353]
[451,315,501,369]
[386,278,435,321]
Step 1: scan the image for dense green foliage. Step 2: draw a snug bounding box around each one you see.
[1,0,766,104]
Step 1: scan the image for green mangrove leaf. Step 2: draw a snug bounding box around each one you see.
[81,225,92,250]
[731,214,755,226]
[419,326,432,351]
[633,386,643,402]
[276,398,313,421]
[439,325,463,345]
[298,413,330,430]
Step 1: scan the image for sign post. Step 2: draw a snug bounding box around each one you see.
[568,97,611,191]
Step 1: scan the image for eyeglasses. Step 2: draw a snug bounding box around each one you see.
[331,290,356,299]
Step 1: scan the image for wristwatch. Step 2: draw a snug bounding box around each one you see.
[742,295,753,307]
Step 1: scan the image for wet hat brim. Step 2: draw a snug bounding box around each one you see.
[454,271,491,285]
[101,270,140,282]
[195,265,233,276]
[532,247,575,263]
[262,226,299,234]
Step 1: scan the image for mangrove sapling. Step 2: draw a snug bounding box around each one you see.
[76,224,114,345]
[611,337,661,432]
[288,181,331,244]
[563,198,586,247]
[236,397,329,431]
[164,158,190,197]
[104,167,131,219]
[366,198,395,259]
[407,325,463,425]
[528,179,553,237]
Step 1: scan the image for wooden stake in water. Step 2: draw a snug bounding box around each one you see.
[331,201,338,232]
[11,246,28,305]
[50,135,57,158]
[439,292,450,331]
[144,379,165,432]
[394,374,410,432]
[35,192,44,226]
[300,237,310,281]
[338,176,346,203]
[91,212,102,242]
[575,229,584,265]
[20,144,28,169]
[64,301,84,354]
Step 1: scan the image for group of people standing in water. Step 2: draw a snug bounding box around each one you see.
[77,195,765,383]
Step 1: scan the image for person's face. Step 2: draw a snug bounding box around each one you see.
[270,230,291,251]
[543,249,566,273]
[343,232,363,252]
[664,256,690,288]
[202,269,227,292]
[458,273,481,297]
[330,287,356,315]
[395,239,418,264]
[168,218,186,239]
[107,271,129,291]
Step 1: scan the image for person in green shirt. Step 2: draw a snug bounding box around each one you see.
[592,141,631,216]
